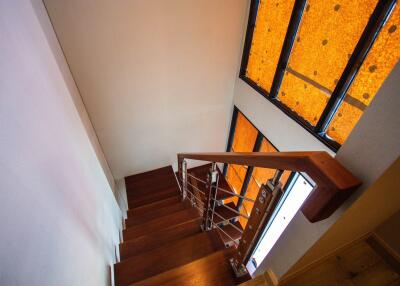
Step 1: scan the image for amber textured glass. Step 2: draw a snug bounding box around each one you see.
[226,112,258,205]
[231,113,258,153]
[279,0,378,125]
[239,138,291,228]
[246,0,295,92]
[328,5,400,144]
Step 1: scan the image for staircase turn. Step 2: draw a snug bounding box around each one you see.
[114,165,248,286]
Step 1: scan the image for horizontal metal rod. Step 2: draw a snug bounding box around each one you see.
[186,181,206,195]
[193,203,204,214]
[217,187,256,203]
[178,177,206,196]
[211,222,239,246]
[185,169,255,203]
[186,189,205,206]
[212,212,244,234]
[187,173,207,184]
[211,200,250,219]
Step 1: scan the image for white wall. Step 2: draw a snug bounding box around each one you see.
[0,1,122,285]
[43,0,248,179]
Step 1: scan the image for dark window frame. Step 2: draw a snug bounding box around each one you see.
[223,106,293,211]
[239,0,397,152]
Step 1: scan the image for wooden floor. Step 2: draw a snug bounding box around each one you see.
[115,165,249,286]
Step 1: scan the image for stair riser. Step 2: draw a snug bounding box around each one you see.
[120,220,202,260]
[125,203,188,227]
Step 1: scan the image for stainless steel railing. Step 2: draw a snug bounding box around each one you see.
[178,160,267,247]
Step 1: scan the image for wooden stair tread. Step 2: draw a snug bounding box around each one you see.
[126,175,178,195]
[125,166,173,184]
[128,196,181,215]
[128,186,180,208]
[123,208,199,241]
[115,231,225,286]
[217,221,243,246]
[214,202,239,224]
[120,219,202,260]
[129,249,250,286]
[125,201,190,227]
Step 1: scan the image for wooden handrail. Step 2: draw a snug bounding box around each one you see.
[178,151,361,222]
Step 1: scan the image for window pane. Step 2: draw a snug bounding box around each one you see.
[226,112,258,205]
[327,5,400,144]
[278,0,378,125]
[231,112,258,153]
[246,0,295,92]
[226,165,246,206]
[240,138,291,228]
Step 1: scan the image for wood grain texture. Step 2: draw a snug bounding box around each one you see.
[120,219,202,260]
[115,231,225,286]
[123,208,199,240]
[178,152,361,222]
[130,249,250,286]
[281,238,400,286]
[116,165,249,286]
[125,201,190,227]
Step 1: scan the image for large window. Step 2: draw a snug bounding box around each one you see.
[224,107,292,228]
[241,0,399,150]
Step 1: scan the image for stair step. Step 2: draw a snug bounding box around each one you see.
[129,249,250,286]
[123,208,199,241]
[217,221,243,246]
[214,202,239,224]
[120,219,202,260]
[128,196,181,216]
[126,175,178,195]
[115,231,225,286]
[128,186,180,208]
[125,166,173,185]
[125,201,190,227]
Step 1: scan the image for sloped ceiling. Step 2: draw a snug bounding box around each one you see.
[44,0,247,179]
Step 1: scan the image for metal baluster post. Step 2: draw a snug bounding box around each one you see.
[202,162,219,231]
[182,160,188,201]
[209,162,219,230]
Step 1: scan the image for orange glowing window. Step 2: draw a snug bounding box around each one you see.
[279,0,377,125]
[241,0,399,149]
[240,139,291,228]
[226,111,258,205]
[246,0,296,92]
[327,4,400,144]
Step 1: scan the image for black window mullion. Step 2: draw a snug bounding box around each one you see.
[315,0,397,133]
[236,132,264,211]
[269,0,307,99]
[239,0,261,77]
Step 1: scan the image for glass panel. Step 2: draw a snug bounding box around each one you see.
[253,138,291,187]
[231,112,258,152]
[279,0,378,125]
[226,112,258,205]
[246,0,296,92]
[240,138,291,229]
[327,5,400,144]
[225,165,246,206]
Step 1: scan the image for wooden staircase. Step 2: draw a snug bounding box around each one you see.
[114,165,250,286]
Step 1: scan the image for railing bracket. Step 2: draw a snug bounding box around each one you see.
[229,258,249,277]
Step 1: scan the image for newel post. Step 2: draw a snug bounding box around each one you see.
[230,170,284,277]
[202,162,219,231]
